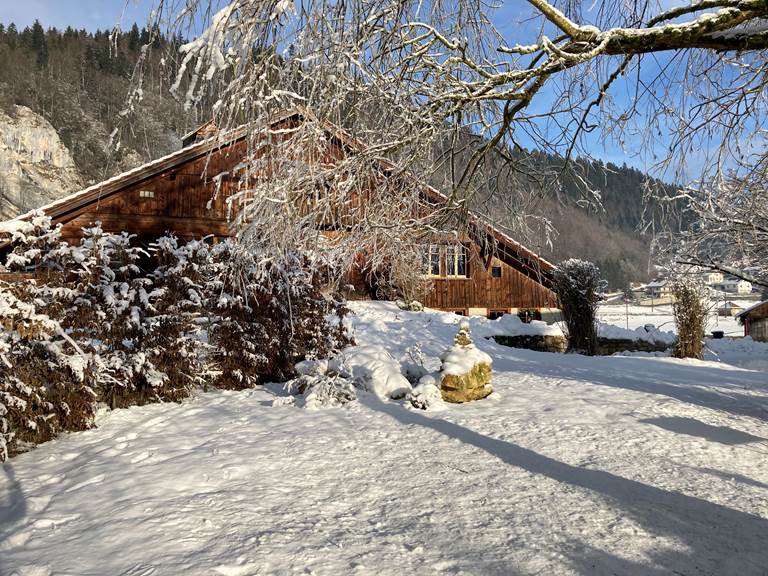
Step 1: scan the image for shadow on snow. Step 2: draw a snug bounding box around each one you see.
[362,396,768,575]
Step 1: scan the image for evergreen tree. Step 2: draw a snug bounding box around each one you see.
[30,20,48,67]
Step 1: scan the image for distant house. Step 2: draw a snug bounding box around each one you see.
[717,301,744,317]
[0,107,557,318]
[712,277,753,294]
[644,279,671,299]
[701,271,724,284]
[737,300,768,342]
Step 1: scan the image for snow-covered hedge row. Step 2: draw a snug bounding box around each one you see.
[0,214,350,460]
[597,323,676,344]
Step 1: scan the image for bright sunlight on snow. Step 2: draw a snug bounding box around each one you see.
[2,302,768,575]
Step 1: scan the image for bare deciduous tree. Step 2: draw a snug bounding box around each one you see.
[651,176,768,289]
[121,0,768,285]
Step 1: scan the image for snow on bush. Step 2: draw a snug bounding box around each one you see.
[285,359,358,409]
[206,242,350,389]
[340,345,412,400]
[408,374,445,411]
[0,219,351,460]
[553,259,602,355]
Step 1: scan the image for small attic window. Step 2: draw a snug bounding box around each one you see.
[491,266,502,278]
[139,190,155,198]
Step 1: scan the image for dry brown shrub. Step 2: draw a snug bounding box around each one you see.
[671,279,707,359]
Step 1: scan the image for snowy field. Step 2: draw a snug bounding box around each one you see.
[597,301,751,338]
[2,302,768,575]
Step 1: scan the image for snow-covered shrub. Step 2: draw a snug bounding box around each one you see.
[286,355,358,408]
[271,251,352,379]
[0,220,352,457]
[206,241,350,389]
[671,278,707,359]
[402,342,429,383]
[205,241,281,389]
[145,236,211,397]
[61,226,160,407]
[408,374,444,410]
[397,300,424,312]
[0,282,95,461]
[341,345,412,399]
[1,211,74,275]
[553,259,601,355]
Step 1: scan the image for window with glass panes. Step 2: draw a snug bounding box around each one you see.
[446,244,468,277]
[422,244,440,276]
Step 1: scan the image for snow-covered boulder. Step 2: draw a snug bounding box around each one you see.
[440,323,493,403]
[341,345,412,400]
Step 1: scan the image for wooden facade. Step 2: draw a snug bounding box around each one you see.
[738,301,768,342]
[1,109,557,316]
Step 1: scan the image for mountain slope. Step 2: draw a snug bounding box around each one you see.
[0,21,660,287]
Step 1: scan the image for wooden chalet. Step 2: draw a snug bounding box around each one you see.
[737,300,768,342]
[0,108,558,318]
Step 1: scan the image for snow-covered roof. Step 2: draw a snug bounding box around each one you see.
[0,107,304,234]
[736,299,768,320]
[0,105,555,281]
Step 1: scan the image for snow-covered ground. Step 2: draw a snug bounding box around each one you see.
[2,302,768,575]
[598,301,751,338]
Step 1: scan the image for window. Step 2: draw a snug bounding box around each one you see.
[422,244,440,276]
[446,244,468,277]
[488,309,506,320]
[491,266,502,278]
[139,190,155,198]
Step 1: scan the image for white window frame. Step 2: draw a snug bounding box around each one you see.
[445,244,468,278]
[422,244,441,277]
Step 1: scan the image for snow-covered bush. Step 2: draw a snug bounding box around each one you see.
[1,211,74,274]
[671,278,707,359]
[341,345,412,399]
[206,241,350,389]
[553,259,602,355]
[145,236,211,397]
[286,360,358,409]
[402,342,429,383]
[0,225,215,460]
[0,220,352,458]
[408,374,444,410]
[62,226,177,407]
[205,241,281,389]
[0,281,95,461]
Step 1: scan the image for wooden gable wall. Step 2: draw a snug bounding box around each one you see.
[60,142,245,243]
[36,115,557,314]
[420,247,556,312]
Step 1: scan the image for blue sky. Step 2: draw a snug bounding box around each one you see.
[0,0,698,180]
[0,0,156,32]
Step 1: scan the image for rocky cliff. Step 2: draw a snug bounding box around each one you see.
[0,105,84,220]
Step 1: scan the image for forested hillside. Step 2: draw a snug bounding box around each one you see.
[539,154,664,289]
[0,21,201,183]
[0,20,660,288]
